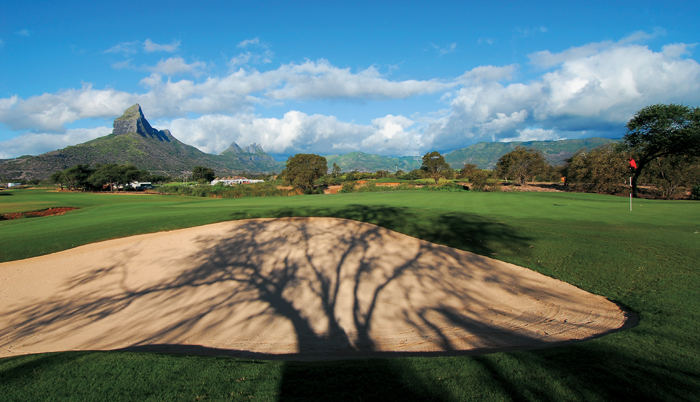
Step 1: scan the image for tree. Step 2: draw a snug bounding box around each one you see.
[421,151,451,184]
[624,104,700,197]
[192,166,216,182]
[282,153,328,191]
[565,144,630,194]
[53,164,94,191]
[87,164,144,190]
[457,163,492,190]
[457,163,479,180]
[496,146,549,185]
[641,155,700,198]
[331,163,342,178]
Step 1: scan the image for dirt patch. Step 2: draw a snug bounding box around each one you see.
[324,185,342,194]
[1,207,79,221]
[500,182,568,193]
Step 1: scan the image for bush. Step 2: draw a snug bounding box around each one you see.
[339,181,356,193]
[692,184,700,200]
[156,182,297,198]
[422,181,467,192]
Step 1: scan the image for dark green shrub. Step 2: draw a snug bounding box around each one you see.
[692,184,700,200]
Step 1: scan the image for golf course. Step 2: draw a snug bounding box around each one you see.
[1,188,699,401]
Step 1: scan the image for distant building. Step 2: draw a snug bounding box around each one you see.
[7,183,22,188]
[130,182,153,190]
[211,177,265,186]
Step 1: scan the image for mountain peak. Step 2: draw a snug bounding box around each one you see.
[244,142,265,154]
[112,104,170,141]
[220,142,244,155]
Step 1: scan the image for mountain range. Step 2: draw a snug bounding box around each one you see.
[0,104,282,181]
[0,104,617,181]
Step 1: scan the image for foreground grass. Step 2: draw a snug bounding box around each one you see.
[1,189,699,401]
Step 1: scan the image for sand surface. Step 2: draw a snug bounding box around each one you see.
[0,217,633,361]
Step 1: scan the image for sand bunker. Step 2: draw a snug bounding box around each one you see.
[0,217,633,360]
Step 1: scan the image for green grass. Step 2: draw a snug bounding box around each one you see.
[1,189,699,401]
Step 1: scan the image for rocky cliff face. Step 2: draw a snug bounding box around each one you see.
[112,104,171,142]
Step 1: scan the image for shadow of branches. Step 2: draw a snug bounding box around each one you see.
[0,204,645,401]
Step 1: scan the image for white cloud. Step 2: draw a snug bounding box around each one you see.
[426,38,700,150]
[145,57,207,76]
[238,38,260,48]
[106,39,181,55]
[104,40,140,55]
[478,37,495,45]
[111,60,133,69]
[265,59,454,100]
[229,37,273,67]
[457,65,518,84]
[16,29,30,37]
[159,112,422,157]
[0,85,136,132]
[499,128,562,143]
[0,38,4,48]
[144,39,181,53]
[0,127,111,159]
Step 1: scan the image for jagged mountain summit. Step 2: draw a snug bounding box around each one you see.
[0,105,282,180]
[112,104,172,141]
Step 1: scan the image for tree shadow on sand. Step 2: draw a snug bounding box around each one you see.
[0,205,643,401]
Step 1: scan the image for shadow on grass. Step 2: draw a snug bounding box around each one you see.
[227,204,525,257]
[1,338,697,401]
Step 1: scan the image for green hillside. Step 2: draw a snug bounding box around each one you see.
[324,152,422,173]
[444,137,618,169]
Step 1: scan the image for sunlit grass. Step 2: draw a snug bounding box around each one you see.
[1,189,699,401]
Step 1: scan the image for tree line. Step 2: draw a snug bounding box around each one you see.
[279,104,699,198]
[50,164,170,191]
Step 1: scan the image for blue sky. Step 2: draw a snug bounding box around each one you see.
[1,0,699,160]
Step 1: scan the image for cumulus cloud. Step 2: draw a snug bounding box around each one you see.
[426,38,700,151]
[0,85,136,132]
[499,128,562,143]
[159,111,422,157]
[265,59,454,100]
[144,39,181,53]
[0,127,111,159]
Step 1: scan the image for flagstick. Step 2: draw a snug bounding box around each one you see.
[630,176,632,212]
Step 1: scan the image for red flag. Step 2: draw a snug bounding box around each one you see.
[629,158,637,169]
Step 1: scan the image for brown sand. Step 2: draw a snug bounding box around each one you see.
[0,218,633,361]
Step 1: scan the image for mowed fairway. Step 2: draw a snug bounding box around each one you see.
[1,189,699,401]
